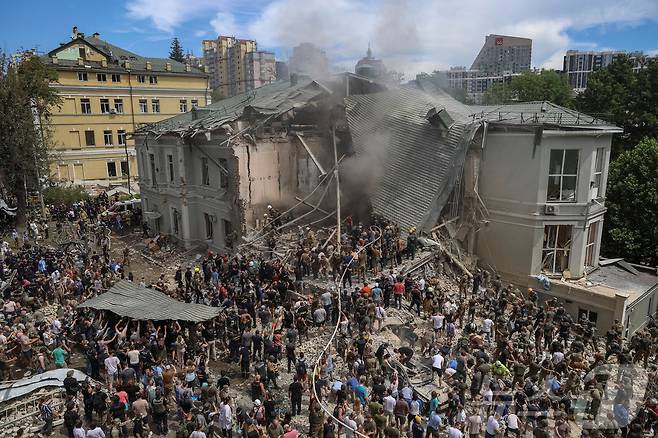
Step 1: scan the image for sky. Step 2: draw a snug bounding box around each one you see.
[2,0,658,79]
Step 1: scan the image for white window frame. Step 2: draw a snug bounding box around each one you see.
[585,221,599,268]
[179,99,187,113]
[80,98,92,114]
[78,72,88,81]
[117,130,126,146]
[114,99,124,113]
[137,75,146,83]
[139,99,148,113]
[151,99,160,113]
[100,98,110,114]
[97,73,107,82]
[547,149,579,202]
[592,147,605,198]
[541,224,572,274]
[149,75,158,84]
[111,74,121,83]
[103,130,113,146]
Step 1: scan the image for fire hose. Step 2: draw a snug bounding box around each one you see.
[311,225,382,438]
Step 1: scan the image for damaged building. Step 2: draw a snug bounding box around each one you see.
[135,74,657,334]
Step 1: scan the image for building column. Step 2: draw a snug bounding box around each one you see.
[569,224,587,278]
[177,143,192,249]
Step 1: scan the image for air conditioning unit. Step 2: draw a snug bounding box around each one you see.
[544,204,558,215]
[109,108,117,114]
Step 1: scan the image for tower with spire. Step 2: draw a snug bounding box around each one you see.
[355,44,386,79]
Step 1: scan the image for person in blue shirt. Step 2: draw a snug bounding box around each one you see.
[613,399,630,437]
[371,283,382,304]
[427,407,443,436]
[428,390,440,416]
[354,377,369,406]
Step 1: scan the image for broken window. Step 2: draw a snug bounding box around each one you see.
[585,221,599,268]
[204,213,214,240]
[542,224,572,273]
[592,147,605,198]
[107,162,117,177]
[114,99,124,113]
[201,157,210,186]
[149,153,157,185]
[547,149,579,202]
[172,208,180,235]
[219,158,228,189]
[223,219,233,239]
[578,308,598,324]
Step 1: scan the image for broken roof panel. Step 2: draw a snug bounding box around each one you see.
[345,87,478,234]
[142,79,328,137]
[79,280,220,322]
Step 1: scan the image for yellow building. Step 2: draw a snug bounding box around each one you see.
[203,36,257,98]
[44,29,210,187]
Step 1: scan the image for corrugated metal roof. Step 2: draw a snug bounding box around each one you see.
[142,79,328,136]
[345,87,478,234]
[78,280,220,322]
[469,101,620,130]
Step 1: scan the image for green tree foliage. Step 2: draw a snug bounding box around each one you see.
[483,70,573,106]
[169,37,185,63]
[602,138,658,266]
[43,185,90,205]
[576,55,658,157]
[0,52,60,223]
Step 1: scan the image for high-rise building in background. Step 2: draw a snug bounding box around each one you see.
[275,61,290,82]
[471,34,532,75]
[203,36,280,99]
[245,51,276,91]
[563,50,658,91]
[288,43,329,78]
[43,27,209,186]
[428,34,533,103]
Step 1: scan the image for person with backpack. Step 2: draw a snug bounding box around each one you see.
[38,396,56,437]
[151,391,168,435]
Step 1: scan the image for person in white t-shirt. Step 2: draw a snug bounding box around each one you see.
[431,312,445,341]
[104,352,120,391]
[505,412,522,437]
[485,414,500,438]
[481,318,494,342]
[431,352,444,384]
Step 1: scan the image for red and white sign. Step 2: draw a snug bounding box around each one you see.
[495,37,504,46]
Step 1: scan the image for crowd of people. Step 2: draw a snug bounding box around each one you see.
[1,197,658,438]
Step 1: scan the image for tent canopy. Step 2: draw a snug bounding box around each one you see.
[78,280,220,322]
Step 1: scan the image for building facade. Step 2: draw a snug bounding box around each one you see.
[432,34,532,104]
[354,46,386,79]
[471,34,532,75]
[44,29,209,187]
[474,104,657,333]
[245,51,276,91]
[288,43,329,78]
[563,49,658,91]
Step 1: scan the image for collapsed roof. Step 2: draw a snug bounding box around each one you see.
[79,280,220,322]
[140,79,329,138]
[345,87,480,234]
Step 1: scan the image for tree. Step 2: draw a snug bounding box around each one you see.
[169,38,185,63]
[602,137,658,266]
[483,70,573,106]
[0,52,60,224]
[577,56,658,157]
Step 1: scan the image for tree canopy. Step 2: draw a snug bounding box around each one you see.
[602,137,658,266]
[169,37,185,63]
[576,55,658,157]
[483,70,573,107]
[0,52,60,222]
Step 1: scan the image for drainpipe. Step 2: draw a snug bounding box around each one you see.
[126,70,136,196]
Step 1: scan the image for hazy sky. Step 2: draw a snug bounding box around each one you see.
[3,0,658,79]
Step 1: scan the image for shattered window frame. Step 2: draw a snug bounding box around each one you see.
[542,224,572,273]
